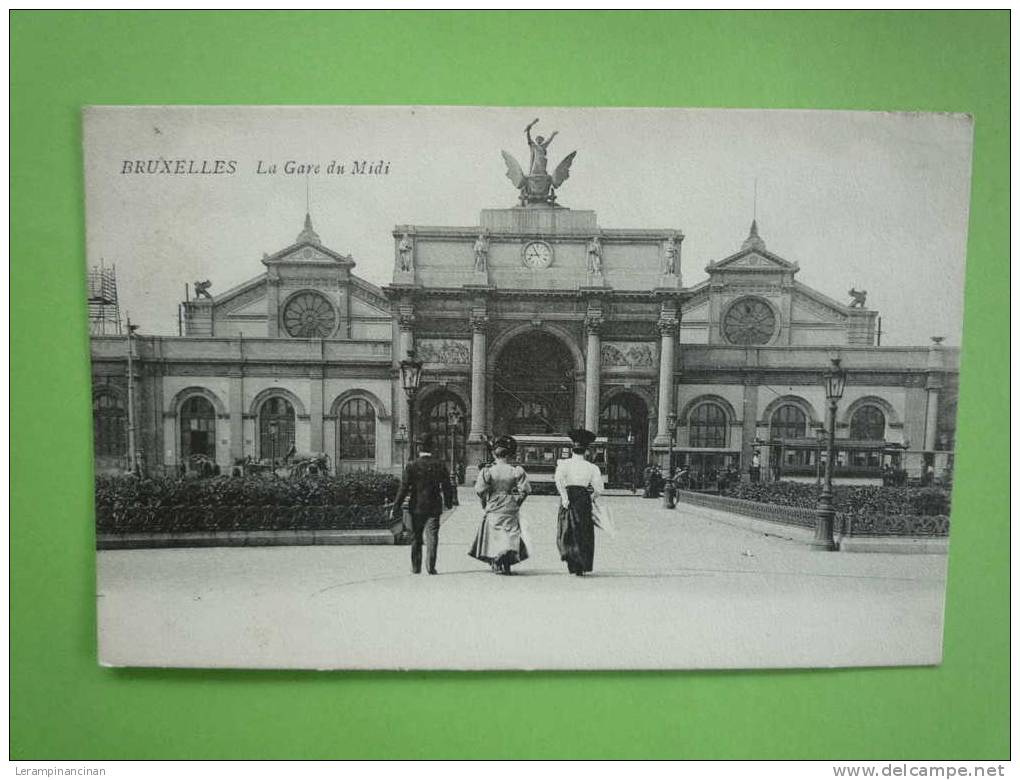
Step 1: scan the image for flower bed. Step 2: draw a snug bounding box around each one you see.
[95,472,400,535]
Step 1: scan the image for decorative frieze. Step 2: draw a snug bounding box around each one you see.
[601,341,656,368]
[415,338,471,365]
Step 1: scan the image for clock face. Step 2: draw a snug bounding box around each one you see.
[723,297,776,345]
[283,291,337,338]
[522,241,553,270]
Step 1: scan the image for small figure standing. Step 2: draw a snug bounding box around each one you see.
[473,233,489,272]
[663,234,680,275]
[398,233,414,271]
[587,236,603,274]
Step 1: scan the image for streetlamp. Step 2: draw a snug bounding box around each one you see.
[447,407,464,479]
[626,430,636,493]
[813,357,847,551]
[399,350,425,460]
[662,411,678,509]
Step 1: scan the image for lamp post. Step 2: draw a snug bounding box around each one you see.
[447,407,464,479]
[813,357,847,551]
[662,411,678,509]
[399,350,424,460]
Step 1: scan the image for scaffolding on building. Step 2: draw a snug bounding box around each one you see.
[87,261,122,335]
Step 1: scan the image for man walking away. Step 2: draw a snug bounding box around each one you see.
[392,434,457,575]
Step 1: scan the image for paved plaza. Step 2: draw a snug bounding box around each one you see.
[97,492,948,670]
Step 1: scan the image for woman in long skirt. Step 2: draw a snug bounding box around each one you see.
[554,428,604,576]
[468,435,531,575]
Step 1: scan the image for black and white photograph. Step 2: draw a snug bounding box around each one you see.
[85,106,972,669]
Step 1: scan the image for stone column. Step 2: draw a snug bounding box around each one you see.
[924,338,944,452]
[584,312,603,431]
[741,377,760,482]
[652,312,679,447]
[469,313,489,441]
[309,367,324,453]
[228,374,244,462]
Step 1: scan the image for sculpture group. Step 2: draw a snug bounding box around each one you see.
[501,119,577,206]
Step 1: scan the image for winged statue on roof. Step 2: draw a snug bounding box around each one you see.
[501,119,577,206]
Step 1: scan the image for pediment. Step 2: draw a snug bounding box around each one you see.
[707,247,799,274]
[267,242,352,266]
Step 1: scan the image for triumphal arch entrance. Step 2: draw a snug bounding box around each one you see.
[384,120,685,482]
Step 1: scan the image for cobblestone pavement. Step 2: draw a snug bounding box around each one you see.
[97,490,948,670]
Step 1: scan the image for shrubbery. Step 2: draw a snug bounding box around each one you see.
[95,472,400,533]
[719,481,950,517]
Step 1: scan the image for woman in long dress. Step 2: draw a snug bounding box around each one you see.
[468,435,531,575]
[554,428,604,576]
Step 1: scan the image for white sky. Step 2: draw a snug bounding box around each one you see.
[83,106,973,345]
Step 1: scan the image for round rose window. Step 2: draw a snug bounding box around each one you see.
[283,292,337,338]
[723,297,776,345]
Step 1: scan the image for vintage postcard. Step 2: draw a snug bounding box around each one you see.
[85,106,972,669]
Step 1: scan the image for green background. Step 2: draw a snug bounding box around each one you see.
[11,11,1009,759]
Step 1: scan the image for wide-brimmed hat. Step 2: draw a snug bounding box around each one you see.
[491,435,517,457]
[567,428,597,447]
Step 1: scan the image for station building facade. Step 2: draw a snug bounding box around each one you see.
[90,193,959,485]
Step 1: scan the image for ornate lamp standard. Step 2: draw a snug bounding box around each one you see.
[447,407,464,479]
[399,350,425,460]
[662,411,678,509]
[813,357,847,551]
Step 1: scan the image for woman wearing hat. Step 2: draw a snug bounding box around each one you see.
[554,428,605,576]
[468,435,531,575]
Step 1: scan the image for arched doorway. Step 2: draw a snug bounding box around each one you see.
[493,331,576,436]
[259,396,295,463]
[180,395,217,464]
[599,393,649,488]
[420,391,467,479]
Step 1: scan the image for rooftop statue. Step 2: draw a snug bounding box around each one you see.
[501,119,577,207]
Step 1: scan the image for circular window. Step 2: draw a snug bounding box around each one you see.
[723,297,777,345]
[283,291,337,338]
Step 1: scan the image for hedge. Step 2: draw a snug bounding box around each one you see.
[720,481,950,517]
[95,472,401,534]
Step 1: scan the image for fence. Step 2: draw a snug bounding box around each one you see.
[96,503,394,535]
[674,490,949,538]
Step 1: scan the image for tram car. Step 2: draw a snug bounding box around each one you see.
[510,434,608,495]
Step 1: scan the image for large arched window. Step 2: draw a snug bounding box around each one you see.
[180,395,217,461]
[689,402,727,448]
[422,392,466,472]
[338,398,376,462]
[259,396,295,461]
[770,404,807,440]
[850,405,886,441]
[93,391,126,457]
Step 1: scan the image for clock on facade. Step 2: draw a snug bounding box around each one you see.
[522,241,553,270]
[282,291,337,338]
[722,296,777,345]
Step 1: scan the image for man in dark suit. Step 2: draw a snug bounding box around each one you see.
[391,433,457,575]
